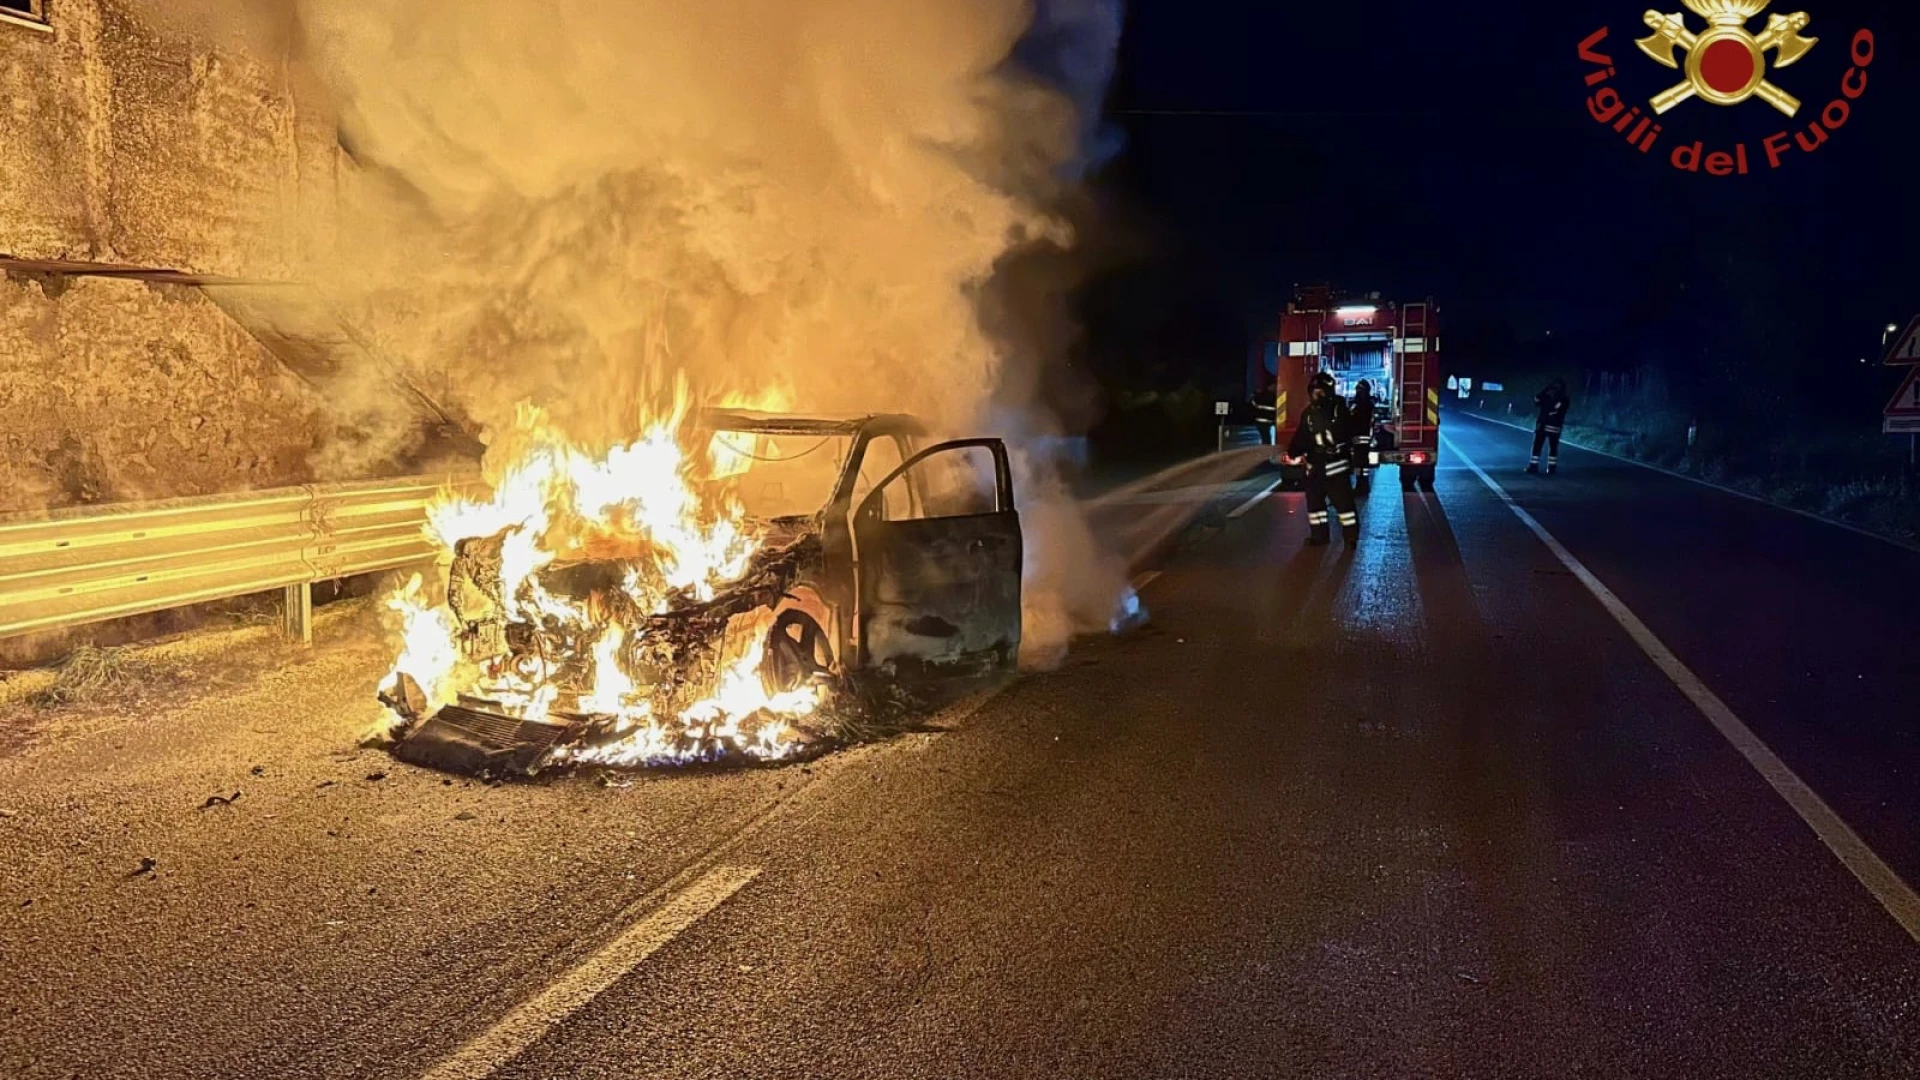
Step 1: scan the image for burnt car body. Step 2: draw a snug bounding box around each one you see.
[389,409,1023,773]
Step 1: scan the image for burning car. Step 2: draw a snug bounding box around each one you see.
[378,404,1022,775]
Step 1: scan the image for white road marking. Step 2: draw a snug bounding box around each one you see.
[1446,434,1920,943]
[420,865,762,1080]
[1228,478,1284,519]
[1131,570,1162,591]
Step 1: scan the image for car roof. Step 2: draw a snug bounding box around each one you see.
[697,408,926,437]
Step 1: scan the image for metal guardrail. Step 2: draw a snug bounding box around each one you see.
[0,474,480,644]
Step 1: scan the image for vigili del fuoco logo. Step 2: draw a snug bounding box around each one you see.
[1578,0,1874,174]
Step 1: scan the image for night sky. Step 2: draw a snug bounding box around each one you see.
[1086,0,1919,399]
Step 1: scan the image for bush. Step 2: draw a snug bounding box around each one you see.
[1089,382,1218,463]
[1558,370,1919,545]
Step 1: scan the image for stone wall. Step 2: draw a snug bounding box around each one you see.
[0,0,338,512]
[0,273,325,512]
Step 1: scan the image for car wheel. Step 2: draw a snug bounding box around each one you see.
[762,610,832,695]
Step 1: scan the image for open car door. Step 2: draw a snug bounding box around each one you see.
[853,438,1021,679]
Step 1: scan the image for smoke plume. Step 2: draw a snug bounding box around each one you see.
[156,0,1133,664]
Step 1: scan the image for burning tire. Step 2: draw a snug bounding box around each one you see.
[761,609,832,696]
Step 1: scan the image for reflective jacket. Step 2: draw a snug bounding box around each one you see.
[1535,389,1570,433]
[1288,395,1354,474]
[1253,384,1278,424]
[1350,392,1377,443]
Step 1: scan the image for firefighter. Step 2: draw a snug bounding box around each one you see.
[1253,376,1278,446]
[1350,379,1378,493]
[1528,378,1570,474]
[1286,371,1359,546]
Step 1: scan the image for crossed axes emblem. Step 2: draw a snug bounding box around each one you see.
[1637,0,1817,117]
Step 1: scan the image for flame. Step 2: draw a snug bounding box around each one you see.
[715,380,796,413]
[557,633,821,768]
[381,572,466,721]
[707,381,798,481]
[379,377,826,767]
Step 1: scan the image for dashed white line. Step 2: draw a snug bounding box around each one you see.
[420,865,762,1080]
[1228,477,1283,519]
[1446,434,1920,943]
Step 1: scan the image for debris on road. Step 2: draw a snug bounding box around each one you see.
[128,857,158,878]
[365,771,387,782]
[393,705,580,780]
[250,765,266,777]
[32,645,151,707]
[454,811,478,821]
[198,792,242,810]
[316,780,336,789]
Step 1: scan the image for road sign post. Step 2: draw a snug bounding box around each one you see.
[1215,400,1229,453]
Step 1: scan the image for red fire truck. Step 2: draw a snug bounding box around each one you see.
[1265,284,1442,492]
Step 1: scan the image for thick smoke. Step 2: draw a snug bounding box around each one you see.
[156,0,1133,664]
[1018,0,1127,178]
[293,1,1057,436]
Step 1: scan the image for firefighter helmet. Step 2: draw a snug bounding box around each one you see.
[1309,371,1336,396]
[1355,379,1373,397]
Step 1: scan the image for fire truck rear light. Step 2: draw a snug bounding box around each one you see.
[1409,453,1429,465]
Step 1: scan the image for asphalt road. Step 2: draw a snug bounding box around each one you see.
[3,419,1918,1078]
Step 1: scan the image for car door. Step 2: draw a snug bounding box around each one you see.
[853,438,1021,679]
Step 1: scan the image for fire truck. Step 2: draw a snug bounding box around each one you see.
[1258,284,1442,492]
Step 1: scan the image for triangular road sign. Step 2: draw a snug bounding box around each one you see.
[1886,367,1920,417]
[1887,315,1920,365]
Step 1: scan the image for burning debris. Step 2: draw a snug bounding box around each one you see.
[383,532,834,773]
[376,387,1031,778]
[377,388,841,776]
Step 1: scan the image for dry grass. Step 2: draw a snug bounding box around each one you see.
[29,645,154,707]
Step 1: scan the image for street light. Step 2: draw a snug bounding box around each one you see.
[1887,323,1901,347]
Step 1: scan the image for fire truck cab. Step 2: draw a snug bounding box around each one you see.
[1265,284,1442,492]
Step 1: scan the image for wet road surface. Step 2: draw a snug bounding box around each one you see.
[2,420,1918,1078]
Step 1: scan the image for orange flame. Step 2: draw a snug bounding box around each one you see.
[381,376,823,764]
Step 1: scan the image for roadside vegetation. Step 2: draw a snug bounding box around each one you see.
[1495,366,1920,547]
[1454,229,1919,550]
